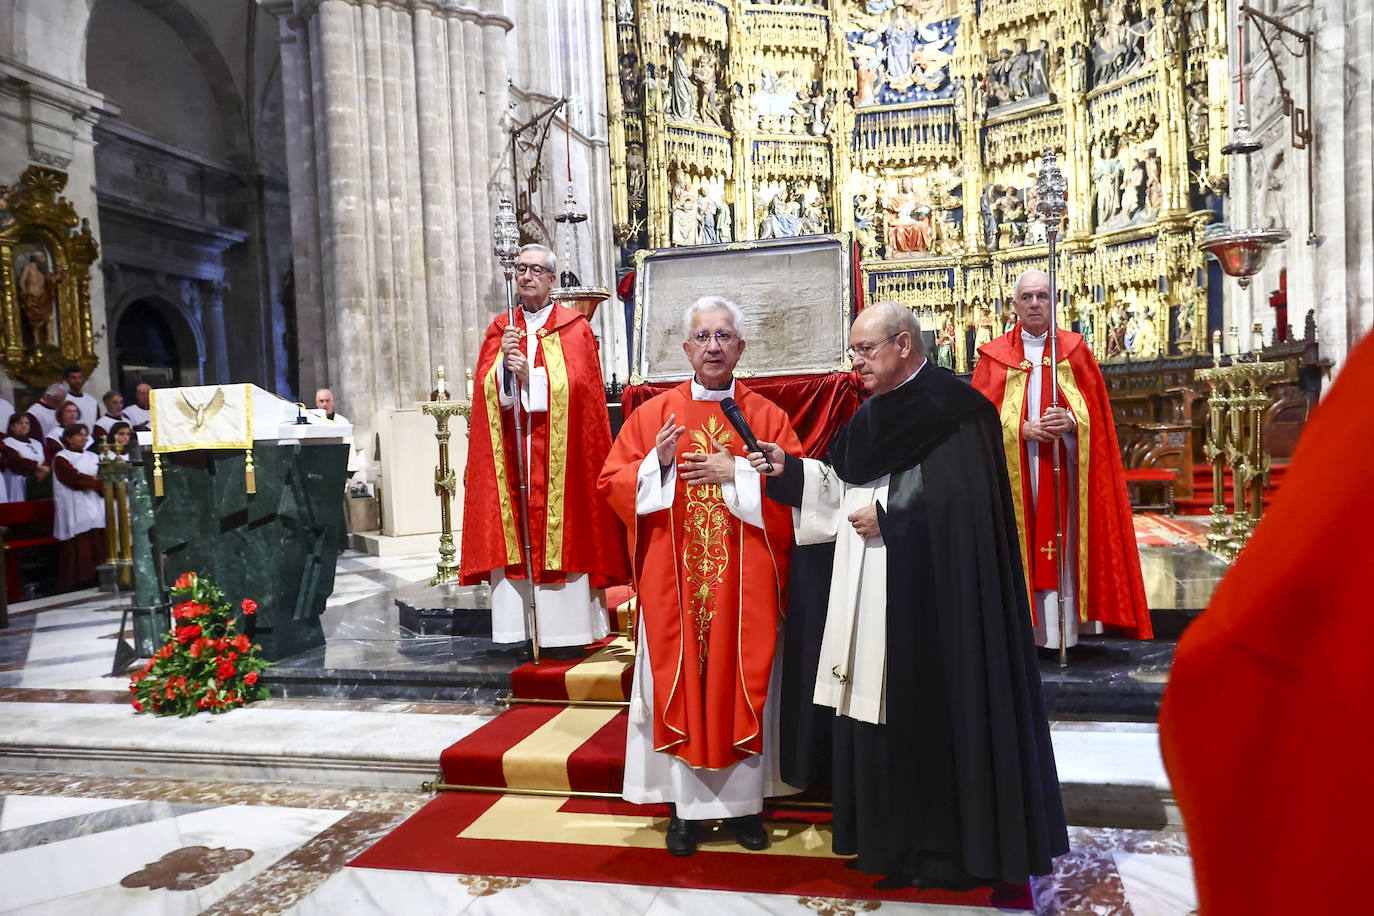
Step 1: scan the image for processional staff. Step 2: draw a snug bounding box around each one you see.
[1035,149,1071,669]
[493,196,542,663]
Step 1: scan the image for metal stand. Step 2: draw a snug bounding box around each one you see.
[421,367,470,587]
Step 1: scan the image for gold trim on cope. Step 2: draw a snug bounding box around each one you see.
[540,331,570,571]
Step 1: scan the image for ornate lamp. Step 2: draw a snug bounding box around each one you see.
[550,183,609,319]
[549,104,609,320]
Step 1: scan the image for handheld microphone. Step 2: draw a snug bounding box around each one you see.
[720,397,773,474]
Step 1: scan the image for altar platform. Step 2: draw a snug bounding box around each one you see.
[262,515,1227,722]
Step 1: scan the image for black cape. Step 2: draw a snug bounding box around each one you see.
[769,365,1068,885]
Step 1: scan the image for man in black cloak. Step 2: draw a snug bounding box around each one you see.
[750,302,1068,889]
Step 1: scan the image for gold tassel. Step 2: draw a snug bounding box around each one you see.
[153,454,164,497]
[245,449,256,494]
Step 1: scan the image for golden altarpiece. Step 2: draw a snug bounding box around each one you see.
[604,0,1230,372]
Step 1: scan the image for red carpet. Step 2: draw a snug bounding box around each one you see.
[438,704,629,794]
[350,791,1033,908]
[1132,512,1209,548]
[508,635,634,702]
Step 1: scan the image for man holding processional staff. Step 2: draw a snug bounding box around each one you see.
[971,263,1152,651]
[460,242,630,661]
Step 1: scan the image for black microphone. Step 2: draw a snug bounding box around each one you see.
[720,397,773,474]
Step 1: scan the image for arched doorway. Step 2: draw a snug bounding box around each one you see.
[113,297,185,396]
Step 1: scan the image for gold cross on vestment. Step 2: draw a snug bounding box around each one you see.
[1039,542,1056,561]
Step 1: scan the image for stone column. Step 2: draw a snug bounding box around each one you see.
[269,3,327,395]
[201,280,232,384]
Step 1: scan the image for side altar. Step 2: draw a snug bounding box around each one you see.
[131,384,351,661]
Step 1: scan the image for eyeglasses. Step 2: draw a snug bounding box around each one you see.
[689,331,739,346]
[846,332,901,360]
[513,264,552,276]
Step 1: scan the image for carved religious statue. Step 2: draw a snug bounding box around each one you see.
[758,193,801,239]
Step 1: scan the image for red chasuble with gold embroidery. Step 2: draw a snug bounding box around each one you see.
[460,304,630,588]
[599,382,800,769]
[971,324,1151,638]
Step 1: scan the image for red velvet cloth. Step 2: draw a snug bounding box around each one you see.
[621,372,865,460]
[1160,328,1374,915]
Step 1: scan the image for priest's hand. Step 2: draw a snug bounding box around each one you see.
[655,414,687,470]
[1023,407,1073,442]
[680,437,735,486]
[747,441,787,477]
[501,327,530,385]
[848,504,881,540]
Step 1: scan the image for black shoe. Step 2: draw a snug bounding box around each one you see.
[727,814,769,850]
[666,815,699,856]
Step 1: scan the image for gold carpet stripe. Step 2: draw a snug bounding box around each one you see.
[564,637,635,701]
[501,707,620,791]
[461,795,845,858]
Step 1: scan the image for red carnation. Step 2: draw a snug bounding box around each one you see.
[174,572,196,590]
[130,670,146,683]
[157,644,175,659]
[189,638,208,659]
[175,624,202,644]
[241,598,258,615]
[216,660,236,679]
[132,699,144,712]
[231,635,251,652]
[244,671,258,686]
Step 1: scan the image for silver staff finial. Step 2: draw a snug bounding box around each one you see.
[494,195,520,276]
[1036,148,1068,239]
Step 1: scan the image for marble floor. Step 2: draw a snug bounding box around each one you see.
[0,547,1202,915]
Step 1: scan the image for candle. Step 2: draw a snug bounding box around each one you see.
[436,364,447,400]
[1212,330,1222,364]
[1227,326,1240,355]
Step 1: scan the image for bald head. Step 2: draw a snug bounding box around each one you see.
[850,302,924,395]
[315,388,336,417]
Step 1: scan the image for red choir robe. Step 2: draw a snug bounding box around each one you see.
[599,382,799,769]
[972,324,1151,638]
[1159,329,1374,915]
[460,303,630,588]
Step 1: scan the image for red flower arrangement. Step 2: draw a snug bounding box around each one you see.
[129,572,270,717]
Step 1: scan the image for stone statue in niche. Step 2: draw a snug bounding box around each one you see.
[1068,41,1088,93]
[617,0,635,24]
[1091,0,1154,87]
[671,173,700,246]
[853,191,879,257]
[1117,156,1146,223]
[1105,305,1129,357]
[693,55,723,126]
[883,178,924,254]
[758,193,801,239]
[1006,39,1033,100]
[626,143,646,205]
[1028,40,1051,97]
[1093,138,1122,228]
[1175,294,1196,353]
[798,195,827,235]
[993,186,1026,248]
[670,45,696,121]
[1185,88,1208,147]
[619,54,640,109]
[1144,149,1163,213]
[980,186,998,251]
[883,7,917,83]
[1080,306,1096,354]
[697,190,732,244]
[936,318,956,369]
[850,40,883,107]
[1133,308,1160,357]
[1185,0,1207,42]
[972,74,988,121]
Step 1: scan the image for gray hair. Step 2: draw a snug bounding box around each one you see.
[867,300,924,356]
[1013,269,1050,299]
[518,243,557,275]
[682,295,746,341]
[102,390,121,406]
[44,382,68,399]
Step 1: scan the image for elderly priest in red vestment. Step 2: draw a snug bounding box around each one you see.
[461,243,629,659]
[971,269,1151,649]
[599,296,801,857]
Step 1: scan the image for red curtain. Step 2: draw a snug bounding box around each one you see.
[621,372,865,460]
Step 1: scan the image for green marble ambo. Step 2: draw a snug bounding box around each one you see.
[131,443,349,661]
